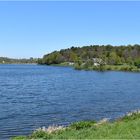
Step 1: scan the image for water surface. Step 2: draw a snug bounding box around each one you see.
[0,64,140,139]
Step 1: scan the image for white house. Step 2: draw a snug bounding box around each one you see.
[68,62,74,66]
[92,58,105,66]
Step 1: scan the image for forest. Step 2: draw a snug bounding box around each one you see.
[38,45,140,71]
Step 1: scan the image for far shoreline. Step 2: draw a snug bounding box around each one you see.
[1,63,140,73]
[0,63,37,65]
[45,63,140,73]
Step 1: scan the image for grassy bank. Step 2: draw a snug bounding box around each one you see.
[53,62,140,72]
[75,64,140,72]
[13,110,140,139]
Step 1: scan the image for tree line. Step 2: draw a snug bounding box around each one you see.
[38,44,140,67]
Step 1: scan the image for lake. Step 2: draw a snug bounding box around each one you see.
[0,64,140,139]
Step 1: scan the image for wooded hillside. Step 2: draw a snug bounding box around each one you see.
[38,45,140,67]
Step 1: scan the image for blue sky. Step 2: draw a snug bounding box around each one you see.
[0,1,140,58]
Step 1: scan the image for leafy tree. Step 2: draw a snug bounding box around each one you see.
[134,58,140,67]
[70,52,78,62]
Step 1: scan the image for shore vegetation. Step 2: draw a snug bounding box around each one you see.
[13,110,140,139]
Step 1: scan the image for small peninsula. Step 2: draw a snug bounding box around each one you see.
[38,45,140,72]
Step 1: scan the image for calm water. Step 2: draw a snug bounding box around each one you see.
[0,64,140,139]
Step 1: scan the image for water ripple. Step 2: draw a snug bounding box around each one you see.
[0,64,140,139]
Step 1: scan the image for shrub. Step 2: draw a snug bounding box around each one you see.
[70,121,96,130]
[120,66,130,71]
[29,130,52,139]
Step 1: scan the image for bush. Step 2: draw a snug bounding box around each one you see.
[70,121,96,130]
[74,64,82,70]
[134,59,140,67]
[120,66,130,71]
[29,130,52,139]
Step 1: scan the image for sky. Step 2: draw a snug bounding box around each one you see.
[0,1,140,58]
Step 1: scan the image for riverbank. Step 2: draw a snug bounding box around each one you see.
[49,62,140,72]
[75,64,140,72]
[13,110,140,139]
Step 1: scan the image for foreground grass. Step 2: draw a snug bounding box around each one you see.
[13,110,140,139]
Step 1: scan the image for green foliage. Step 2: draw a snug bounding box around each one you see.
[101,65,139,72]
[107,51,122,65]
[74,57,83,70]
[37,58,43,64]
[70,52,78,62]
[40,45,140,65]
[74,64,82,70]
[70,121,96,130]
[126,57,134,65]
[42,51,64,65]
[83,59,94,69]
[39,45,140,72]
[29,130,52,139]
[134,58,140,68]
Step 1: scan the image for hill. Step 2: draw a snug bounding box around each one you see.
[38,45,140,71]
